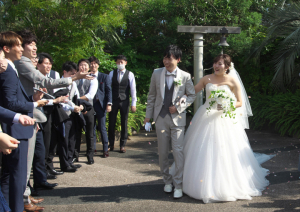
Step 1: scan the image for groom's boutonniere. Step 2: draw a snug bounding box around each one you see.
[174,77,182,86]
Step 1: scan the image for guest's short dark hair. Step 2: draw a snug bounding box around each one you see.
[164,45,182,60]
[78,59,90,67]
[37,52,53,64]
[115,55,127,62]
[88,56,100,65]
[0,31,23,49]
[16,30,37,47]
[62,61,77,72]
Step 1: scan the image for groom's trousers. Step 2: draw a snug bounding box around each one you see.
[155,115,185,189]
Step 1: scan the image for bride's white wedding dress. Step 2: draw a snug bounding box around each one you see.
[182,83,271,203]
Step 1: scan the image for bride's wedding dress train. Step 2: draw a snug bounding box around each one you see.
[181,83,272,203]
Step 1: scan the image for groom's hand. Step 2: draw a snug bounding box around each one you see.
[169,106,177,114]
[144,118,150,125]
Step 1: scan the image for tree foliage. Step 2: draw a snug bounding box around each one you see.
[0,0,125,72]
[250,0,300,91]
[109,0,277,96]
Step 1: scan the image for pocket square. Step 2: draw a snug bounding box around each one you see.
[100,82,104,84]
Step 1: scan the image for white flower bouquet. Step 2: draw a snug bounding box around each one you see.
[206,89,236,118]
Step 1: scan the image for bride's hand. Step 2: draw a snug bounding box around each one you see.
[217,104,223,111]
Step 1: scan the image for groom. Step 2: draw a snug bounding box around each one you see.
[144,45,195,198]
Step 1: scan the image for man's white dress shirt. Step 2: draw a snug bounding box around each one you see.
[109,69,137,106]
[80,77,98,100]
[166,68,177,89]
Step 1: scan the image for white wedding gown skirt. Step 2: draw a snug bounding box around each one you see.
[182,83,271,203]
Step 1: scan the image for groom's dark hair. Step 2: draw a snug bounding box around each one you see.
[164,45,182,60]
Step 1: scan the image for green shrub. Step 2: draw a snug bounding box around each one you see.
[249,90,300,137]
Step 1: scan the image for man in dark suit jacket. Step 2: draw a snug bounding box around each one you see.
[89,56,112,159]
[0,31,47,212]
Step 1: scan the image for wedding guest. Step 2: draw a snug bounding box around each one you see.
[89,56,112,159]
[14,30,92,206]
[108,55,137,153]
[48,61,83,172]
[30,56,38,68]
[0,30,48,212]
[0,106,36,212]
[73,59,98,164]
[36,53,64,178]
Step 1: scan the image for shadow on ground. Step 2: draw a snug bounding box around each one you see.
[39,182,204,205]
[243,199,300,211]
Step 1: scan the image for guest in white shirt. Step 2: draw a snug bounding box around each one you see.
[73,59,98,164]
[108,55,137,153]
[48,61,83,173]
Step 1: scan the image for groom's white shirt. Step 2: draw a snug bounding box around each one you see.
[146,67,195,126]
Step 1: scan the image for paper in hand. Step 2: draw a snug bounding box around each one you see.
[145,122,152,132]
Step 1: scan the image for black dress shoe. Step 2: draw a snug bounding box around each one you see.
[48,169,64,175]
[87,159,94,165]
[30,188,39,196]
[34,182,58,190]
[47,173,57,180]
[62,166,77,172]
[70,164,82,168]
[72,157,79,163]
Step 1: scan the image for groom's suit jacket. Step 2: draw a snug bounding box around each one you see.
[146,67,196,126]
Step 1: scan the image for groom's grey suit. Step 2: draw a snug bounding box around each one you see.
[146,67,195,189]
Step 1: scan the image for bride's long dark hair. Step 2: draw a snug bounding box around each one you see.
[213,54,232,74]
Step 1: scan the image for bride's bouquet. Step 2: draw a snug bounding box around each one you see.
[206,89,236,119]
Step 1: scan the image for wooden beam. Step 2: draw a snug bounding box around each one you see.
[177,26,241,34]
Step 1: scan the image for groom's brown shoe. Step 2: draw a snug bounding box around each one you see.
[120,147,126,153]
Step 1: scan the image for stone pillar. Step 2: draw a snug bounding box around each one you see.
[193,34,204,111]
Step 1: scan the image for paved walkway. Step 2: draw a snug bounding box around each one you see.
[33,129,300,212]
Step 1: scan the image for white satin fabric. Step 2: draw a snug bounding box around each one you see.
[181,83,271,203]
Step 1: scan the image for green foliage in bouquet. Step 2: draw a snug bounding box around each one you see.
[207,90,236,119]
[249,90,300,137]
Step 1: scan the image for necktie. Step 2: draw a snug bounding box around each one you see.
[78,78,83,88]
[78,79,84,96]
[118,71,123,83]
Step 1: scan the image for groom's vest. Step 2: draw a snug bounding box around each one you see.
[159,80,174,118]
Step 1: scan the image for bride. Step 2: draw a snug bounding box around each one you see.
[182,54,272,203]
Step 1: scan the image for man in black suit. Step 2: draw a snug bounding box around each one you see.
[89,56,112,159]
[0,31,47,212]
[108,55,137,153]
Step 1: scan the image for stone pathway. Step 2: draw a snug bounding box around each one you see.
[32,129,300,212]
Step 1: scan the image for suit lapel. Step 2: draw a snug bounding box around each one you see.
[172,68,182,103]
[160,67,166,100]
